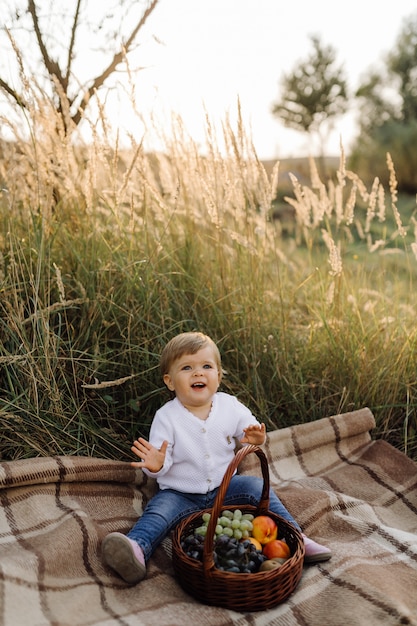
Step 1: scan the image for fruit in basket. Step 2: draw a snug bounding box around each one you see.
[259,557,288,571]
[181,533,205,561]
[252,515,278,545]
[262,539,291,559]
[246,536,262,550]
[181,533,267,573]
[212,537,267,573]
[194,509,254,540]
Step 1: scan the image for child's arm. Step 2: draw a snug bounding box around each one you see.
[240,423,266,445]
[130,437,168,473]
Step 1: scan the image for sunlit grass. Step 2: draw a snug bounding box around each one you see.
[1,89,417,462]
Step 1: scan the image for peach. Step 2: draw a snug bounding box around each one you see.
[262,539,291,560]
[251,515,278,545]
[246,536,262,551]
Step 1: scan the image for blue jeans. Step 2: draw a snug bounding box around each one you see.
[127,474,301,561]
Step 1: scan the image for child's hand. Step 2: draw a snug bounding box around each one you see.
[240,423,266,445]
[131,437,168,473]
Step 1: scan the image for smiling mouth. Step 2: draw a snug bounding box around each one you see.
[191,382,206,388]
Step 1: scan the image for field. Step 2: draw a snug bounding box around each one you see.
[0,111,416,462]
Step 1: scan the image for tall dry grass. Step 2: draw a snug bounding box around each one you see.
[1,81,417,461]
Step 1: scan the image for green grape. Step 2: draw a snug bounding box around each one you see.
[239,520,253,532]
[194,509,255,544]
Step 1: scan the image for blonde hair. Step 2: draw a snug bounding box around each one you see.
[160,332,222,380]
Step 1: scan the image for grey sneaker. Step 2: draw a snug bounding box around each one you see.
[302,534,332,564]
[102,532,146,584]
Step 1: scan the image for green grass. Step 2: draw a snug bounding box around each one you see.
[1,107,417,463]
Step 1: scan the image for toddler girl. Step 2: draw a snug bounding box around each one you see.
[102,331,331,583]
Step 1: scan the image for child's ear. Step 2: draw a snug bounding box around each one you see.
[163,373,175,391]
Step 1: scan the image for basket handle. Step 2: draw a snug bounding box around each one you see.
[202,444,270,574]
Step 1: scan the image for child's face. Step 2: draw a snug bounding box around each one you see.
[163,346,221,411]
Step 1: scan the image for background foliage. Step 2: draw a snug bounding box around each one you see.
[350,12,417,191]
[1,101,417,462]
[0,2,417,464]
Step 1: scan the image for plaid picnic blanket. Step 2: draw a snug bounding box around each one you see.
[1,407,416,625]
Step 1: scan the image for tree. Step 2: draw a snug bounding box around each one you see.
[355,12,417,132]
[387,12,417,124]
[354,70,400,133]
[271,35,349,165]
[0,0,160,135]
[351,11,417,192]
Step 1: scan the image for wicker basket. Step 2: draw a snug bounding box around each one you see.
[172,444,304,611]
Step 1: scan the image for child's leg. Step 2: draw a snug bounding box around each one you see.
[127,488,204,561]
[223,474,301,530]
[102,488,205,583]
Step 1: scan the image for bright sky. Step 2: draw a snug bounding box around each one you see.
[111,0,416,159]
